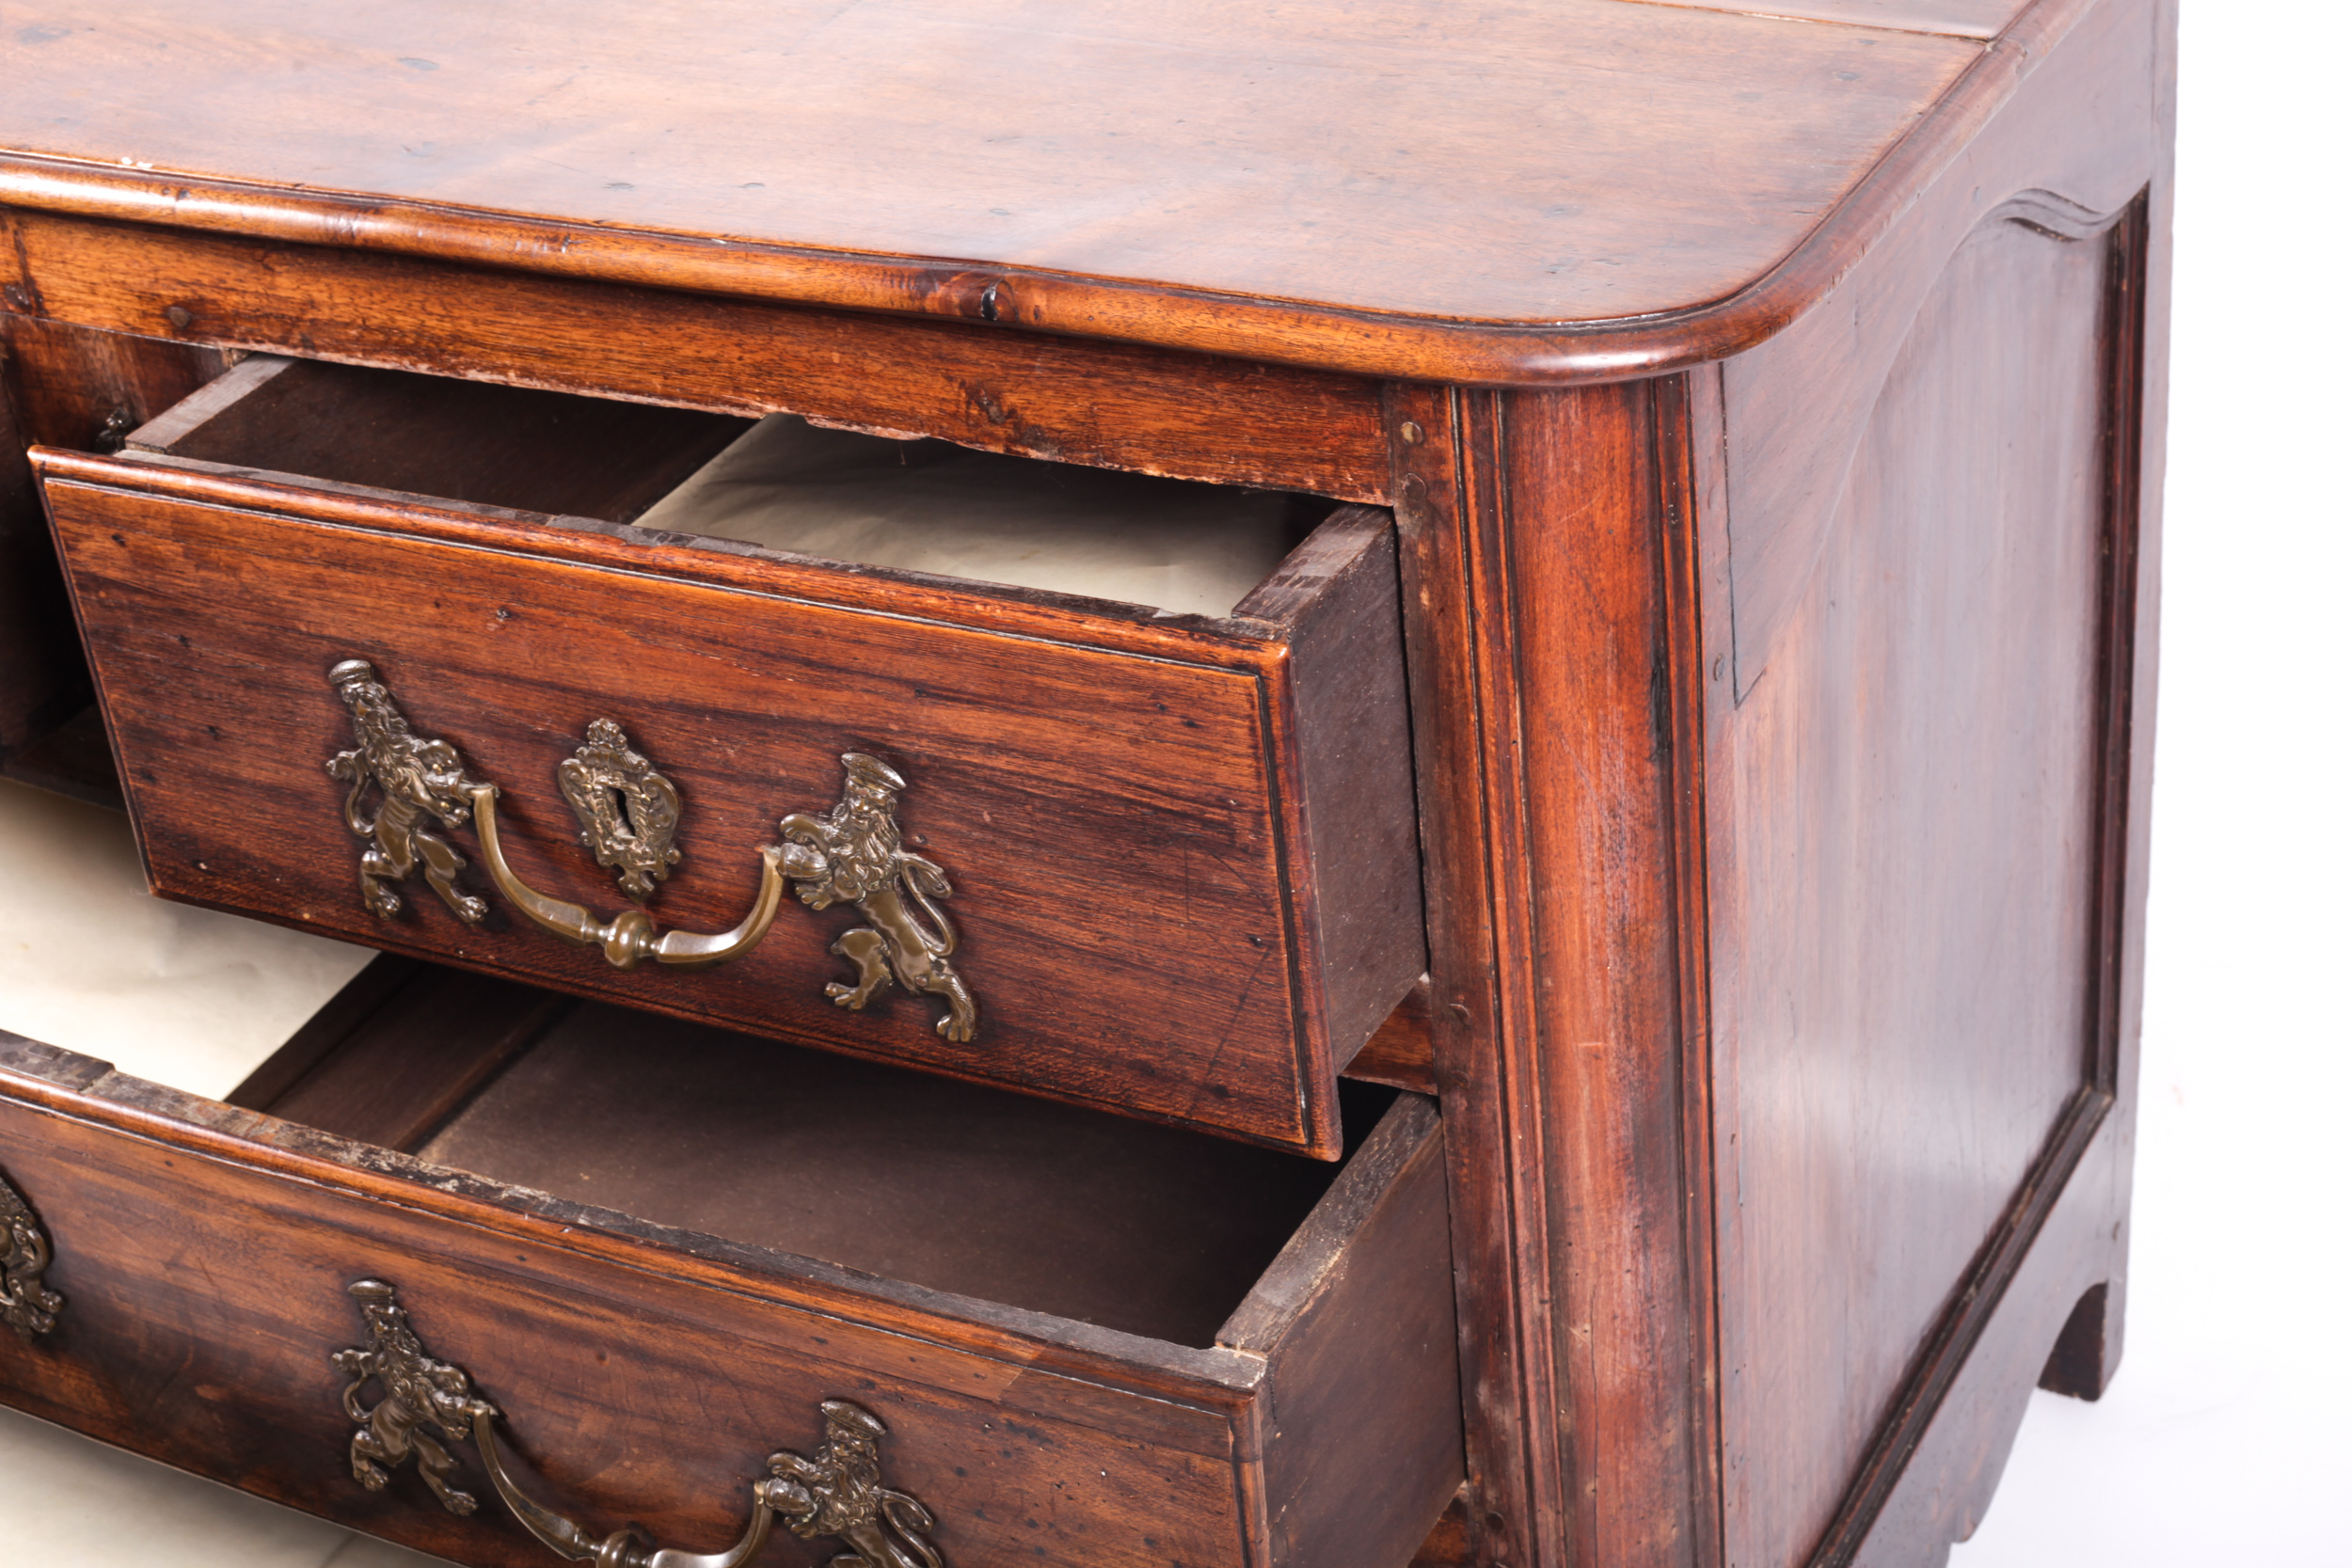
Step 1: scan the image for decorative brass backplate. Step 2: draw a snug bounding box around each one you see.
[558,718,682,901]
[311,667,981,1031]
[331,1279,495,1515]
[776,753,978,1043]
[0,1168,62,1341]
[325,660,489,927]
[331,1279,946,1568]
[765,1400,945,1568]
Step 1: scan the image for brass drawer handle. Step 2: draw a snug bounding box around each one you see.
[334,1280,944,1568]
[0,1167,63,1340]
[318,660,978,1039]
[469,782,791,972]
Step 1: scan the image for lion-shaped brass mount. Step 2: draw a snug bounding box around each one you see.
[326,659,489,927]
[332,1279,944,1568]
[322,661,977,1041]
[0,1167,63,1341]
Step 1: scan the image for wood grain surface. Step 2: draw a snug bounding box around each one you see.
[0,316,229,747]
[1391,376,1719,1568]
[39,445,1422,1157]
[1688,4,2164,1560]
[1371,5,2166,1562]
[0,1028,1455,1568]
[0,209,1391,501]
[132,355,753,523]
[1704,199,2129,1568]
[1641,0,2027,35]
[0,0,2178,1560]
[0,0,2106,381]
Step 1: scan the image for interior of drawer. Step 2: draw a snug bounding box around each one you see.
[0,777,1433,1358]
[125,355,1344,619]
[219,954,1400,1349]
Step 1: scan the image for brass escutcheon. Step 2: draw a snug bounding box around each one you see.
[332,1280,944,1568]
[558,718,683,902]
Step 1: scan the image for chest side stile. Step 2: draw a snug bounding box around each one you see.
[1386,374,1724,1568]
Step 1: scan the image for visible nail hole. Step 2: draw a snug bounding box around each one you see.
[1399,420,1425,445]
[165,304,193,329]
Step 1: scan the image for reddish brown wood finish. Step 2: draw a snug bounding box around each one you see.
[0,0,1995,380]
[39,442,1419,1158]
[0,1024,1459,1568]
[1391,376,1717,1568]
[248,962,570,1152]
[0,210,1390,502]
[1701,200,2142,1567]
[1642,0,2026,33]
[0,315,229,747]
[1690,2,2164,1560]
[1372,6,2165,1566]
[132,355,753,523]
[1343,979,1438,1097]
[0,0,2175,1561]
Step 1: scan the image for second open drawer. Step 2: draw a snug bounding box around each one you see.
[34,354,1425,1157]
[0,956,1461,1568]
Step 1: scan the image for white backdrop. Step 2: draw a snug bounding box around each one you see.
[1949,2,2351,1561]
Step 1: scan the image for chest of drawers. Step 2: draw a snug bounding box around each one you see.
[0,2,2172,1565]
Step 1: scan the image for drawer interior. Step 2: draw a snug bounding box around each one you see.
[128,355,1337,618]
[0,770,1460,1567]
[225,956,1400,1349]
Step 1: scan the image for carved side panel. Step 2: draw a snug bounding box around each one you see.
[1708,196,2145,1568]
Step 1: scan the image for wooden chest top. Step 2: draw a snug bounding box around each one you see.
[0,0,2062,379]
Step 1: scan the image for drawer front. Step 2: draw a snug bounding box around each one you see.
[0,1039,1460,1568]
[38,454,1422,1156]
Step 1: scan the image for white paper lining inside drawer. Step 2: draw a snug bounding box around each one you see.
[633,416,1299,618]
[0,778,374,1100]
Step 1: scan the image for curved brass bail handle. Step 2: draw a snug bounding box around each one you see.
[334,1281,941,1568]
[469,1406,776,1568]
[467,784,787,971]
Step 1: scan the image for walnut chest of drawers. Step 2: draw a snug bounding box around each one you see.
[0,2,2173,1566]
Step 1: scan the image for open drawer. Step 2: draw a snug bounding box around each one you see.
[31,354,1426,1158]
[0,956,1461,1568]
